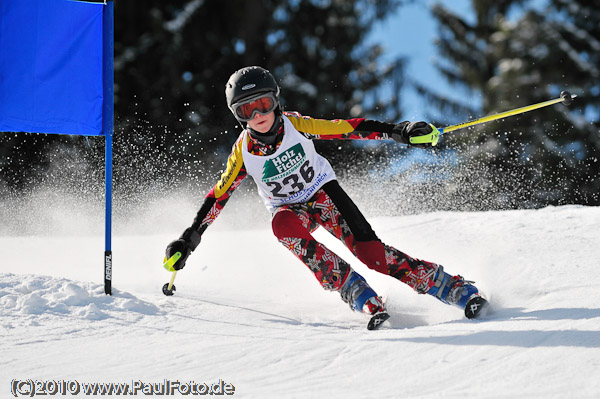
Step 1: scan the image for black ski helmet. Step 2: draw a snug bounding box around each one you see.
[225,66,281,122]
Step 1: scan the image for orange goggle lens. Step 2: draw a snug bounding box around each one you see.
[234,96,276,121]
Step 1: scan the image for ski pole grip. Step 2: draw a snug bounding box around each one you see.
[407,124,440,146]
[163,252,182,272]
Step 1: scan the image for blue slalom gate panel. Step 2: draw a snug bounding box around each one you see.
[0,0,114,295]
[0,0,104,136]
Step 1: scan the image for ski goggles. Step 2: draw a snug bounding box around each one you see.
[232,92,278,122]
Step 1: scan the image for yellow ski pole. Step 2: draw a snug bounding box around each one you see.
[162,252,182,296]
[438,91,576,135]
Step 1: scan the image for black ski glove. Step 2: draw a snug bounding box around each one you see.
[165,227,202,270]
[391,121,440,148]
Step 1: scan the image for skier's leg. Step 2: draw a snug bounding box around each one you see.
[387,249,486,317]
[319,181,416,278]
[272,207,347,290]
[319,181,484,312]
[271,205,383,314]
[311,182,389,273]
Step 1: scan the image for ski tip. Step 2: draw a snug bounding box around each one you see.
[465,295,489,319]
[367,312,391,330]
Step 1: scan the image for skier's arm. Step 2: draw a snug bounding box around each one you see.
[190,139,247,235]
[165,136,247,270]
[284,111,439,147]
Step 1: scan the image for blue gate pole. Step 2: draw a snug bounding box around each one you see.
[103,0,114,295]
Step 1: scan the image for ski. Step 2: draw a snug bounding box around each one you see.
[367,312,390,330]
[464,295,489,319]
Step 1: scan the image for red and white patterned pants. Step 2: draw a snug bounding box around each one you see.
[271,181,439,293]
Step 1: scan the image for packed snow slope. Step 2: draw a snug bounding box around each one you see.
[2,205,600,398]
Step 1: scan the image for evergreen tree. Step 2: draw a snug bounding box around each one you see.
[427,0,599,207]
[113,0,408,190]
[1,0,408,196]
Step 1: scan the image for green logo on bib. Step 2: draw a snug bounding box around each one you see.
[262,143,306,182]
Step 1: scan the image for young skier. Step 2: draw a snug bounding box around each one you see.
[165,66,487,327]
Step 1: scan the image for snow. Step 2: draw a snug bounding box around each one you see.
[2,204,600,398]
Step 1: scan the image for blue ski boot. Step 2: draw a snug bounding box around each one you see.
[339,271,384,315]
[339,271,389,330]
[427,266,488,319]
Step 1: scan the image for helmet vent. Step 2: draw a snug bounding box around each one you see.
[241,84,256,90]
